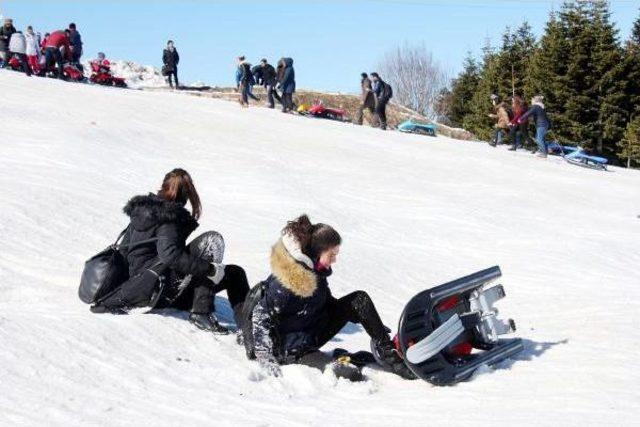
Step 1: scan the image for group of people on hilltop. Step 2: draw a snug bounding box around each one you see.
[0,17,83,79]
[489,93,551,157]
[89,169,415,380]
[235,56,296,112]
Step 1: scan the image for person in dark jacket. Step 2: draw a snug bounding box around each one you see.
[277,57,295,113]
[236,56,254,107]
[0,18,17,66]
[246,214,415,379]
[68,22,82,63]
[93,169,250,334]
[507,94,535,151]
[43,30,71,78]
[355,72,375,126]
[371,72,392,130]
[518,95,551,158]
[256,58,281,109]
[162,40,179,89]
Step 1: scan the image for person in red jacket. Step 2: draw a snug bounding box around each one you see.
[43,30,70,78]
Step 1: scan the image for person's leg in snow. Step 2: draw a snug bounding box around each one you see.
[314,291,416,379]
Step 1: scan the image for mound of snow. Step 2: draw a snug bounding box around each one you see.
[82,59,167,88]
[1,71,639,426]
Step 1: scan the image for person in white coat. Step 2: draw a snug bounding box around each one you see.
[25,26,41,74]
[8,31,31,76]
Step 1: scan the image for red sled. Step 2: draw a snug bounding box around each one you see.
[308,103,348,121]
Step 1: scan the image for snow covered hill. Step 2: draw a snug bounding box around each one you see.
[1,71,639,426]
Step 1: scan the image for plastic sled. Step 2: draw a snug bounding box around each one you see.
[308,103,347,121]
[398,120,437,136]
[396,266,523,385]
[547,142,607,171]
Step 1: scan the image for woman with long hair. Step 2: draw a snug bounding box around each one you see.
[245,214,415,379]
[92,168,249,334]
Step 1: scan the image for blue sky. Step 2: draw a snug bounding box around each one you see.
[1,1,638,92]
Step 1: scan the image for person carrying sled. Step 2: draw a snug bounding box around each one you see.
[518,95,551,158]
[92,168,250,335]
[243,214,415,379]
[43,29,71,79]
[488,94,510,146]
[162,40,179,89]
[0,18,17,66]
[355,72,375,126]
[25,26,41,75]
[68,23,82,63]
[371,72,392,130]
[277,57,296,113]
[257,58,281,109]
[7,31,32,76]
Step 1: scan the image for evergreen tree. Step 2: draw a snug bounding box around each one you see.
[617,115,640,168]
[463,40,501,140]
[448,53,480,127]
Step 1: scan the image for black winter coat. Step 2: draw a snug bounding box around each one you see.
[162,48,179,71]
[261,63,277,86]
[252,237,335,360]
[0,25,16,51]
[99,194,210,308]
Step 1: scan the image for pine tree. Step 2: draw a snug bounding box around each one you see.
[617,115,640,168]
[463,40,501,140]
[448,53,480,127]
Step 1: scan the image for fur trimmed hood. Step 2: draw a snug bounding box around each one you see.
[123,193,198,232]
[270,236,318,298]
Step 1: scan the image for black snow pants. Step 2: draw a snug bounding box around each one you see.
[167,69,179,88]
[314,291,389,348]
[282,92,294,112]
[44,47,63,78]
[266,84,282,108]
[374,98,389,130]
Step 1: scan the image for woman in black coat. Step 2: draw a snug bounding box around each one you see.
[162,40,179,89]
[246,215,415,379]
[93,168,250,334]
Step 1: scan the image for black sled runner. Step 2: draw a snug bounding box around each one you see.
[376,266,523,385]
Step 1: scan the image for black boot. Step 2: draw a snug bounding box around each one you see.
[90,304,128,315]
[373,338,416,380]
[189,313,229,335]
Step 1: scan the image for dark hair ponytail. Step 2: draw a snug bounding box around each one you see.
[283,214,342,260]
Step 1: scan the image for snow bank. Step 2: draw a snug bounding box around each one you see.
[1,71,639,426]
[81,59,167,88]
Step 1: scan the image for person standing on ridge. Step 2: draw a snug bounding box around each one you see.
[257,58,281,108]
[162,40,180,89]
[68,23,82,63]
[0,18,17,66]
[277,57,296,113]
[371,72,392,130]
[355,72,375,126]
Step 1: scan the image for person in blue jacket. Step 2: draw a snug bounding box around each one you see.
[518,95,551,158]
[277,57,295,113]
[246,214,415,379]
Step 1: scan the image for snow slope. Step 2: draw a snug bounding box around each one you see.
[1,71,639,426]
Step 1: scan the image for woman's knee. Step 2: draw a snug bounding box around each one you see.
[190,231,225,262]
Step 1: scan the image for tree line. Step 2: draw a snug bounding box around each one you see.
[438,0,640,168]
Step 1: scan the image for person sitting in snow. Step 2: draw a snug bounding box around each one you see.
[91,168,250,335]
[90,51,111,73]
[244,214,415,379]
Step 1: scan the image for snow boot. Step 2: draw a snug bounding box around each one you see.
[372,338,417,380]
[189,313,229,335]
[90,304,128,315]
